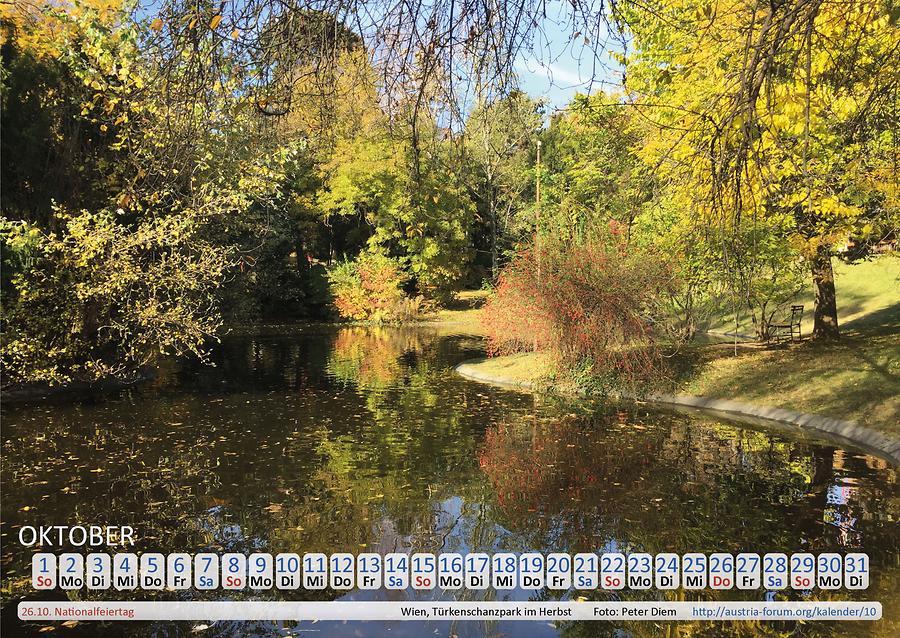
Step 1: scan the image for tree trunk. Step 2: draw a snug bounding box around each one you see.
[490,196,498,281]
[811,245,839,339]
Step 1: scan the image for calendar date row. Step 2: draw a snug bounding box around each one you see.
[32,551,870,592]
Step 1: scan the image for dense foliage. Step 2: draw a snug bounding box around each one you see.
[620,0,900,338]
[0,0,475,383]
[2,210,229,382]
[327,253,425,323]
[483,243,674,390]
[1,0,897,385]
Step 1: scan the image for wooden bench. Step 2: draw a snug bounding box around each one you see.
[768,305,803,344]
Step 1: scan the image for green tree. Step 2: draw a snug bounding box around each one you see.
[463,91,543,279]
[541,94,653,245]
[0,1,320,382]
[318,118,474,304]
[621,0,900,339]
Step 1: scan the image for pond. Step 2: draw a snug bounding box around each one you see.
[2,326,897,637]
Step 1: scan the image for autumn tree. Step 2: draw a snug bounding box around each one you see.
[0,0,241,382]
[541,94,654,245]
[621,0,900,339]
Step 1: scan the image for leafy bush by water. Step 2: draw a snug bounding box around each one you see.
[327,253,425,323]
[1,210,230,384]
[482,243,673,390]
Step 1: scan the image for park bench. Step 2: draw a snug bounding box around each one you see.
[768,305,803,345]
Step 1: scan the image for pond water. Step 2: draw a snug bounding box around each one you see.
[2,326,898,637]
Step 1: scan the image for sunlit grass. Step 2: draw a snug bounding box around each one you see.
[710,256,900,337]
[420,289,489,331]
[461,258,900,435]
[679,333,899,434]
[462,351,552,384]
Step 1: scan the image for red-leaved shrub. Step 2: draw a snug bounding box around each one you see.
[482,243,673,389]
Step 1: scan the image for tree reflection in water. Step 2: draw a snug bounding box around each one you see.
[1,327,897,638]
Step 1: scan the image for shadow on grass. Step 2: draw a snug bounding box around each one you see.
[672,316,900,431]
[443,290,488,311]
[842,301,900,336]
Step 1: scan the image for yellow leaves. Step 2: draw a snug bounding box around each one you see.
[9,0,133,61]
[231,29,240,39]
[694,3,714,21]
[104,96,119,113]
[150,18,163,32]
[818,197,862,223]
[209,15,222,30]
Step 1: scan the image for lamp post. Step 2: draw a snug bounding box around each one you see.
[535,139,541,264]
[534,139,541,353]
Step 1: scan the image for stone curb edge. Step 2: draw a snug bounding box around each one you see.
[455,361,900,466]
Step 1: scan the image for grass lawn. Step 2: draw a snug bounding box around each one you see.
[710,257,900,337]
[459,256,900,438]
[684,256,899,434]
[419,289,488,332]
[459,351,552,384]
[677,332,899,433]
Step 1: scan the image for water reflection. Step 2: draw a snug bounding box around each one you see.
[1,326,897,637]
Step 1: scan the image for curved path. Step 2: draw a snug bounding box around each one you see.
[455,360,900,466]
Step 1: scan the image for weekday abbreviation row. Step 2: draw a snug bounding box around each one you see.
[32,551,869,592]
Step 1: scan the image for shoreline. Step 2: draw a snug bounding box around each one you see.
[455,359,900,466]
[1,367,156,405]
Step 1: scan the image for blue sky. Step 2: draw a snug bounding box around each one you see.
[135,0,623,112]
[512,5,625,110]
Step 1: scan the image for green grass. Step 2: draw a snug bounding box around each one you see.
[678,334,899,433]
[710,256,900,337]
[461,351,552,384]
[690,256,900,434]
[460,256,900,437]
[465,337,899,436]
[419,289,488,332]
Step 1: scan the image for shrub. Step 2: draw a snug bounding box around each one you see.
[482,243,673,390]
[327,252,423,323]
[1,209,231,385]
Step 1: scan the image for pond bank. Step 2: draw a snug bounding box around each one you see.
[455,356,900,466]
[1,367,156,405]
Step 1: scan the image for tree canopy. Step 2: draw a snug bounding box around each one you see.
[2,0,897,384]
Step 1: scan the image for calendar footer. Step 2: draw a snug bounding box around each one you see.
[16,600,883,622]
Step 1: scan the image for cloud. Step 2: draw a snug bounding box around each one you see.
[514,59,584,87]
